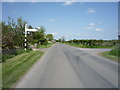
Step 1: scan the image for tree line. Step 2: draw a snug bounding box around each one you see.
[65,39,118,48]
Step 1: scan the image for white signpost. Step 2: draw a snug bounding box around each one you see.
[25,24,38,50]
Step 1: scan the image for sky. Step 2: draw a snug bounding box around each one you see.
[2,2,118,40]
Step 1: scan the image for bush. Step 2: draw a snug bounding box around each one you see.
[2,54,15,62]
[66,39,118,48]
[15,49,26,55]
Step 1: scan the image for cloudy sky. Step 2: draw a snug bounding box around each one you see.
[2,2,118,40]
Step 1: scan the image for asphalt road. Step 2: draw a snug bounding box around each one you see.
[15,43,118,88]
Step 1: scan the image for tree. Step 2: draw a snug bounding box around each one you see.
[28,25,33,29]
[14,17,27,47]
[2,17,27,49]
[46,34,54,41]
[2,20,16,49]
[32,26,47,45]
[2,17,54,50]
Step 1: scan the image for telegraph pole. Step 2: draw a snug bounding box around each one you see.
[25,24,27,50]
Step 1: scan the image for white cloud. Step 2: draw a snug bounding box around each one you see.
[87,8,96,13]
[81,22,104,31]
[89,22,95,26]
[89,22,102,26]
[51,33,58,35]
[63,0,75,6]
[49,19,56,22]
[31,0,37,3]
[81,26,103,31]
[96,28,103,31]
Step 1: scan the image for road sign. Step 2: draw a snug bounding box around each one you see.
[24,24,38,50]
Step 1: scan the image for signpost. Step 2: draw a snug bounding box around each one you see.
[25,24,38,50]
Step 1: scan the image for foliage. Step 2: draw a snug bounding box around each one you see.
[65,39,118,48]
[2,49,32,62]
[28,26,48,45]
[2,17,53,50]
[108,45,120,57]
[2,16,54,57]
[2,54,15,62]
[2,17,27,49]
[46,34,54,41]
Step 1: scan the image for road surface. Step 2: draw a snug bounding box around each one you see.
[15,43,118,88]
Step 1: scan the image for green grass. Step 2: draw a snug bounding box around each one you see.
[2,51,44,88]
[100,46,119,62]
[65,43,112,48]
[0,63,2,90]
[109,47,119,57]
[2,49,32,62]
[36,43,54,49]
[100,51,118,62]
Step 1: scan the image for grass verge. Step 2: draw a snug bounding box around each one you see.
[0,63,2,89]
[2,49,32,62]
[100,51,118,62]
[36,43,54,49]
[2,51,44,88]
